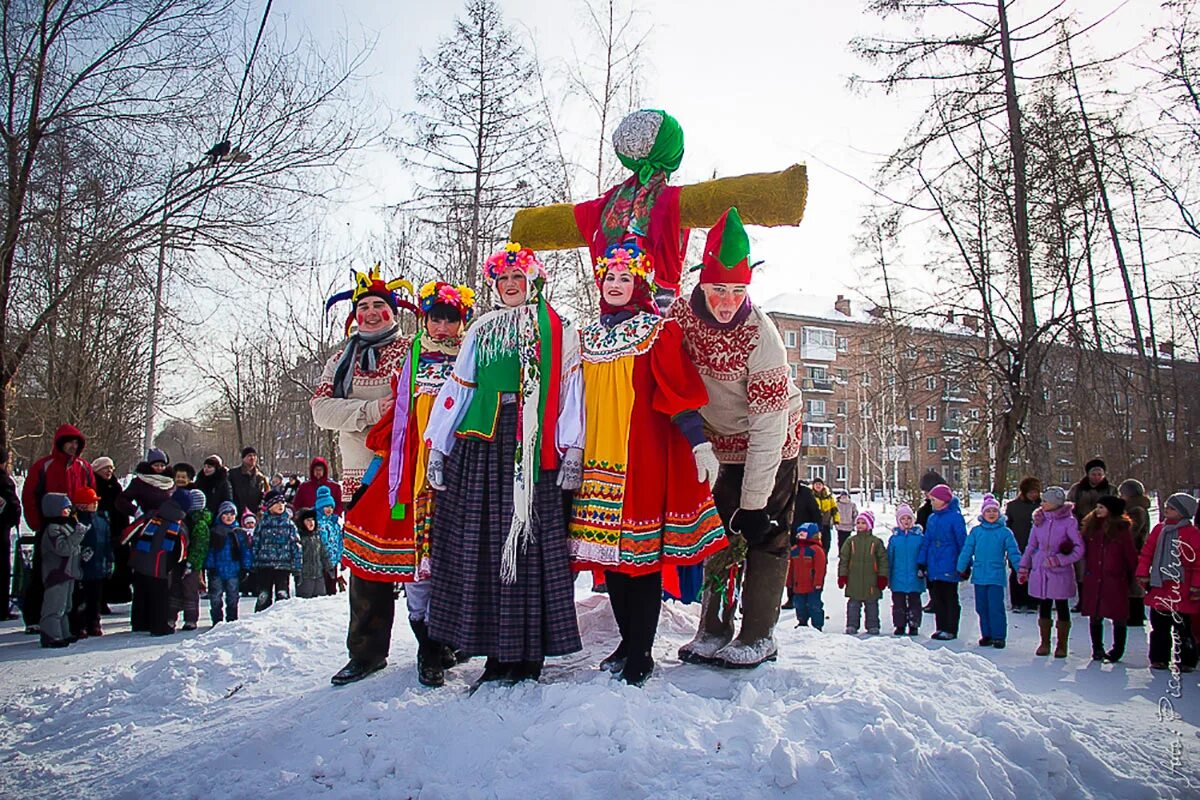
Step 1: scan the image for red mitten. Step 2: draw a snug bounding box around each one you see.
[876,576,888,590]
[837,576,847,589]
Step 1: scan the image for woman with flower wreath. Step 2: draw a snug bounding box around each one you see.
[424,244,585,685]
[568,237,727,686]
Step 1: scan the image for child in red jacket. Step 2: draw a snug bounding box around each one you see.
[1137,493,1200,671]
[788,523,826,631]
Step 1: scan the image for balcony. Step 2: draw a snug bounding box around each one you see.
[801,445,834,459]
[802,377,835,393]
[942,393,970,403]
[941,420,961,433]
[803,413,833,427]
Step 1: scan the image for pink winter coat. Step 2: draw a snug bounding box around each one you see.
[1018,503,1084,600]
[1136,520,1200,615]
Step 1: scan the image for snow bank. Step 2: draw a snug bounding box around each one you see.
[1,590,1194,800]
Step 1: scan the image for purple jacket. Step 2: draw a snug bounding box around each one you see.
[1018,503,1084,600]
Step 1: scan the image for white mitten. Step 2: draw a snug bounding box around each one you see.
[427,450,447,491]
[556,447,584,491]
[692,442,720,489]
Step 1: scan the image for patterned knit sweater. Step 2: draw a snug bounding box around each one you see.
[311,334,412,499]
[669,297,801,509]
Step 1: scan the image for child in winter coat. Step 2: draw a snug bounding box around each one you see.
[128,499,189,636]
[887,504,925,636]
[957,494,1022,649]
[69,486,111,638]
[39,493,87,648]
[835,491,858,554]
[252,490,301,611]
[917,484,967,641]
[170,489,210,631]
[1080,496,1138,662]
[295,508,333,598]
[1017,486,1084,658]
[204,501,252,624]
[838,511,888,635]
[239,510,258,596]
[1136,493,1200,672]
[788,522,825,630]
[315,485,343,595]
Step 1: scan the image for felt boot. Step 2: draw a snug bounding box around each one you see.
[1036,618,1052,656]
[1055,619,1071,658]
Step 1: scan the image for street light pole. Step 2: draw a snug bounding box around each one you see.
[142,147,249,453]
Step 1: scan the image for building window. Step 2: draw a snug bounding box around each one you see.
[860,402,873,419]
[807,464,826,482]
[836,400,848,416]
[926,406,937,421]
[837,368,848,382]
[909,407,918,421]
[970,408,980,420]
[801,327,836,360]
[926,376,937,390]
[927,437,938,453]
[785,330,798,349]
[803,428,829,447]
[904,347,917,361]
[836,433,847,450]
[788,363,798,379]
[836,465,848,483]
[807,399,826,418]
[1058,414,1072,431]
[862,373,872,387]
[837,336,849,353]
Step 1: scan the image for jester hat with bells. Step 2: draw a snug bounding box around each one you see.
[593,237,658,315]
[325,263,418,336]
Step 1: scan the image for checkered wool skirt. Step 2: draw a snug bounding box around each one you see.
[428,404,582,661]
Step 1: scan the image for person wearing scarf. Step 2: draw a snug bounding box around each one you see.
[312,268,414,685]
[574,109,688,309]
[424,243,584,686]
[331,281,476,688]
[1136,492,1200,671]
[566,238,727,686]
[668,207,803,669]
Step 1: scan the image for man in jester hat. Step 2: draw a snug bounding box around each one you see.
[567,236,727,686]
[669,207,803,669]
[311,266,415,685]
[423,243,584,685]
[574,109,688,309]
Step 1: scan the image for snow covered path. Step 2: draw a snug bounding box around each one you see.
[1,573,1197,800]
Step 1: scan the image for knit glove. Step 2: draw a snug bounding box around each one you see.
[876,576,888,590]
[427,450,447,491]
[691,443,720,489]
[730,508,775,548]
[81,547,94,562]
[959,568,971,581]
[556,447,584,491]
[837,576,847,589]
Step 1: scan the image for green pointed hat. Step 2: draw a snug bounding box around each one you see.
[698,207,753,284]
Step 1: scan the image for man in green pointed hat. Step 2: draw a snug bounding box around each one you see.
[668,207,802,669]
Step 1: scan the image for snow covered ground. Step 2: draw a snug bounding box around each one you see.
[1,505,1198,799]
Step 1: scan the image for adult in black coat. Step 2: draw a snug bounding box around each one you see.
[0,449,22,620]
[195,455,234,515]
[116,449,175,519]
[93,457,132,604]
[915,470,947,531]
[1005,476,1041,613]
[782,480,824,609]
[229,447,268,516]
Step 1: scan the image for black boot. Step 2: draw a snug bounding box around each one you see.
[1105,623,1127,663]
[599,643,627,674]
[440,644,468,669]
[1089,619,1106,661]
[410,619,445,688]
[330,658,388,686]
[476,657,511,684]
[620,650,654,686]
[510,659,543,682]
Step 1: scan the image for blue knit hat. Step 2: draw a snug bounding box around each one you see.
[175,488,205,512]
[315,485,337,512]
[217,500,238,518]
[40,492,72,519]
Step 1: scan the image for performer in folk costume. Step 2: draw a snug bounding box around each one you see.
[567,237,727,686]
[311,265,417,686]
[424,243,585,685]
[669,207,803,669]
[333,279,477,688]
[574,109,688,309]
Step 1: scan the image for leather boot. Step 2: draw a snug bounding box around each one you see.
[1105,623,1127,663]
[1089,619,1106,660]
[715,547,789,668]
[1055,619,1071,658]
[410,618,445,688]
[1036,618,1052,656]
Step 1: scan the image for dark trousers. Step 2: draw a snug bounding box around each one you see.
[836,529,852,554]
[928,580,961,635]
[132,574,173,634]
[1009,568,1035,610]
[891,591,923,630]
[22,536,43,627]
[169,567,201,625]
[793,590,824,629]
[604,570,662,658]
[1090,618,1127,658]
[1149,609,1199,668]
[106,543,133,604]
[1,529,11,617]
[70,579,105,633]
[347,573,395,664]
[819,525,832,556]
[254,569,292,611]
[1038,598,1071,621]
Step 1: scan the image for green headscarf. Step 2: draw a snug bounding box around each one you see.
[615,109,685,185]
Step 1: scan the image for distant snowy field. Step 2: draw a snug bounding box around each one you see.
[1,500,1197,799]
